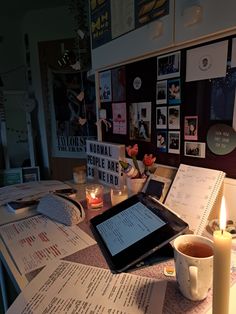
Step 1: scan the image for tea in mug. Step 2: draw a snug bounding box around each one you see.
[178,241,213,258]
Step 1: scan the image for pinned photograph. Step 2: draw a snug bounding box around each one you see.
[156,80,167,104]
[184,116,198,140]
[99,70,112,102]
[157,130,167,152]
[129,102,151,142]
[157,51,181,80]
[168,106,180,129]
[185,142,206,158]
[168,78,181,104]
[168,131,180,154]
[156,107,167,129]
[186,41,228,82]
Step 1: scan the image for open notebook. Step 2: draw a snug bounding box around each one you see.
[164,164,225,235]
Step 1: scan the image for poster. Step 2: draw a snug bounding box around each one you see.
[50,71,97,158]
[112,102,127,134]
[90,0,111,49]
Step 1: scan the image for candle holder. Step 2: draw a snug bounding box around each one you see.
[110,185,128,206]
[86,184,104,211]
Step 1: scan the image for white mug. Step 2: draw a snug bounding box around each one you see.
[173,234,213,301]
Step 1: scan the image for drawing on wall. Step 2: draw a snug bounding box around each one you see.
[186,41,228,82]
[111,0,134,39]
[157,51,181,80]
[184,142,206,158]
[112,66,126,101]
[157,130,167,152]
[156,107,167,129]
[129,102,151,141]
[184,116,198,141]
[210,68,236,120]
[99,70,112,102]
[168,131,180,154]
[168,78,181,104]
[168,106,180,129]
[112,102,127,135]
[156,80,167,104]
[50,71,97,158]
[135,0,169,28]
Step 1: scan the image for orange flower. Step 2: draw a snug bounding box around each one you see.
[143,154,156,167]
[126,144,138,157]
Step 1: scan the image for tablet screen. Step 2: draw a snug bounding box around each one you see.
[96,201,166,256]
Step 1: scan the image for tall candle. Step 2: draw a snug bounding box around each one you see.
[212,196,232,314]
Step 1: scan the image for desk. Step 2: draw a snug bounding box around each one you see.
[1,189,236,313]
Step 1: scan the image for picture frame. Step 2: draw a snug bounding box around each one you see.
[22,167,40,183]
[0,168,23,187]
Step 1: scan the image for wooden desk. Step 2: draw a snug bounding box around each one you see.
[1,191,236,313]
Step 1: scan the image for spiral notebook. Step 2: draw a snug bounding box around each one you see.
[164,164,225,235]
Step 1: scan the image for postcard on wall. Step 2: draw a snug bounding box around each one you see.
[112,102,127,135]
[156,107,167,129]
[168,106,180,129]
[157,130,167,152]
[111,0,134,39]
[112,66,126,101]
[168,78,181,104]
[129,102,151,142]
[186,41,228,82]
[184,142,206,158]
[157,51,181,80]
[99,70,112,102]
[168,131,180,154]
[184,116,198,140]
[156,80,167,104]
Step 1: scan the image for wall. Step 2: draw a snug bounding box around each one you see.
[0,6,75,178]
[21,6,75,178]
[0,15,25,90]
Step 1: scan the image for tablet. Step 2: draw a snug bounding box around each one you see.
[90,192,189,273]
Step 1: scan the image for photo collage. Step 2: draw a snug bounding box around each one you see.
[156,51,181,154]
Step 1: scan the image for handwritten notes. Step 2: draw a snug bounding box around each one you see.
[164,164,225,234]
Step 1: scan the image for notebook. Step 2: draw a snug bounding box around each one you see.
[164,164,225,235]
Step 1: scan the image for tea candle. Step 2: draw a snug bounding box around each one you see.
[212,196,232,314]
[86,185,104,210]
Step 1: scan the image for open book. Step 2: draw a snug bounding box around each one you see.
[164,164,225,235]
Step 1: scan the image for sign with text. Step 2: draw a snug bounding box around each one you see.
[86,140,125,187]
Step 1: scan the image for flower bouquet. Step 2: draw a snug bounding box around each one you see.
[119,144,156,194]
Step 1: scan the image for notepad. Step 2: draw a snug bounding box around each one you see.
[164,164,225,235]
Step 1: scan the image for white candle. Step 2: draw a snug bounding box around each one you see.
[213,196,232,314]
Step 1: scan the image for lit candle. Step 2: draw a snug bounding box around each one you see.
[212,196,232,314]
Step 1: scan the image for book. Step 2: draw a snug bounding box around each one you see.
[164,164,225,235]
[6,200,39,214]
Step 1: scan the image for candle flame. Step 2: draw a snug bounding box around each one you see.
[219,196,227,230]
[90,192,96,199]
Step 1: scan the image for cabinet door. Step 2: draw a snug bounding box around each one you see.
[175,0,236,44]
[91,0,175,70]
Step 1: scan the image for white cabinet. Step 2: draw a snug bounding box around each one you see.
[91,0,175,70]
[175,0,236,44]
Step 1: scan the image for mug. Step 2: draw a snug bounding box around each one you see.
[173,234,214,301]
